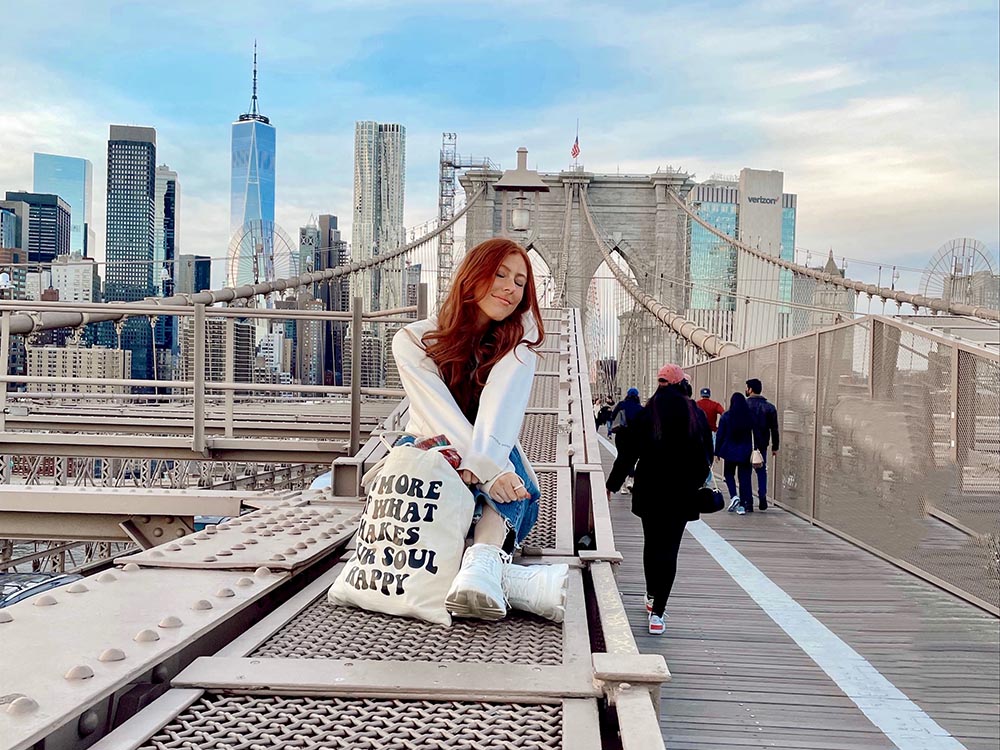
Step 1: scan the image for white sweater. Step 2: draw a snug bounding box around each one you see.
[391,314,539,492]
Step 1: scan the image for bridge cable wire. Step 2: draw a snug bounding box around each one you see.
[579,188,741,358]
[666,188,1000,323]
[5,188,486,336]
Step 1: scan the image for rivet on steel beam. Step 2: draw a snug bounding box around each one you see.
[216,550,233,557]
[159,616,183,628]
[319,532,331,539]
[34,594,58,607]
[294,542,308,550]
[78,709,101,737]
[97,572,117,583]
[215,588,235,598]
[305,538,317,544]
[202,556,217,562]
[180,538,196,545]
[218,523,231,530]
[245,539,258,545]
[152,528,164,538]
[166,543,181,551]
[270,554,286,561]
[229,519,243,526]
[65,665,95,680]
[205,527,218,535]
[288,530,302,536]
[134,629,160,643]
[150,550,165,558]
[242,527,255,534]
[98,648,126,662]
[254,566,273,577]
[260,531,273,537]
[6,696,38,715]
[122,563,141,572]
[0,611,13,623]
[66,582,89,593]
[174,529,185,538]
[191,600,213,611]
[235,577,254,587]
[195,533,208,540]
[283,548,298,556]
[231,544,246,551]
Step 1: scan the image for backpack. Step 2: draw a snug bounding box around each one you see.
[610,409,628,434]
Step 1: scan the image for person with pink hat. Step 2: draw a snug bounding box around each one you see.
[605,362,713,635]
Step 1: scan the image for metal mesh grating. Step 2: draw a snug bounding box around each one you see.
[520,413,558,464]
[252,599,563,664]
[529,376,559,409]
[774,334,816,516]
[538,351,561,372]
[522,470,557,549]
[140,695,563,749]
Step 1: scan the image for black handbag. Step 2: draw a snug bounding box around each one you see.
[696,475,725,514]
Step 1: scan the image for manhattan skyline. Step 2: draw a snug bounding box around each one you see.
[0,1,997,293]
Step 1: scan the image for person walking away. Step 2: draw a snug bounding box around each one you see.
[715,393,754,515]
[605,363,713,635]
[610,388,644,491]
[695,388,725,445]
[745,378,779,511]
[392,238,569,622]
[596,399,614,436]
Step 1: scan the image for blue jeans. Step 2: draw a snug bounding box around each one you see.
[724,459,752,508]
[754,451,768,503]
[472,448,540,548]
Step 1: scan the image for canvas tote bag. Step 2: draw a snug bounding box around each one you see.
[328,444,474,626]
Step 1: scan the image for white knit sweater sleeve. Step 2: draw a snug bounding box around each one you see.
[468,341,537,482]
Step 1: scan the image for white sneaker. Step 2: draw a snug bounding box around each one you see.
[735,505,746,516]
[503,563,569,622]
[644,595,654,613]
[727,495,741,512]
[648,614,665,635]
[446,544,508,621]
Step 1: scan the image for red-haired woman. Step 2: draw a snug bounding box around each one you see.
[392,238,568,622]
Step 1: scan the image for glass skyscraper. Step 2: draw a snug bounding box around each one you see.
[32,153,94,256]
[104,125,156,383]
[229,48,275,288]
[685,174,796,343]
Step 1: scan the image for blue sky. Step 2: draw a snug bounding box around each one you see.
[1,0,997,289]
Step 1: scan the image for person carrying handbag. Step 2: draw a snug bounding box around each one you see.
[745,378,780,511]
[605,363,713,635]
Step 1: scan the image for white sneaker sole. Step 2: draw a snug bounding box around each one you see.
[445,587,507,620]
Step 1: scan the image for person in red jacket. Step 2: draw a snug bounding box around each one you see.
[695,388,725,443]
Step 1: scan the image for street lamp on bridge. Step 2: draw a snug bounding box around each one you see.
[494,147,549,232]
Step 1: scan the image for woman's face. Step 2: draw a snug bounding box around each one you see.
[476,251,528,324]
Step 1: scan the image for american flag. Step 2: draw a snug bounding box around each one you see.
[571,136,580,159]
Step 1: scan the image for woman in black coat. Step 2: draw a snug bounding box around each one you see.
[606,369,713,635]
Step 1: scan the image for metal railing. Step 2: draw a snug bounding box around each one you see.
[684,314,1000,614]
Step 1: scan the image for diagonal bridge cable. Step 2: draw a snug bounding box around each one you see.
[4,187,486,336]
[578,188,741,357]
[665,188,1000,323]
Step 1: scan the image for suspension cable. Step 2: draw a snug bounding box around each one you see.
[579,188,740,357]
[5,188,485,336]
[666,189,1000,323]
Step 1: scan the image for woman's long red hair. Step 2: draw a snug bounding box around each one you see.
[422,238,545,419]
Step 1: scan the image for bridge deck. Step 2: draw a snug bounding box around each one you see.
[602,444,1000,749]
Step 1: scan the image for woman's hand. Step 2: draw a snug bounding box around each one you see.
[459,469,480,485]
[490,472,530,503]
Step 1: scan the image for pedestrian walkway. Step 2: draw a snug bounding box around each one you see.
[601,444,1000,750]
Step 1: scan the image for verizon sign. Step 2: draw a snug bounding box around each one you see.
[747,196,778,205]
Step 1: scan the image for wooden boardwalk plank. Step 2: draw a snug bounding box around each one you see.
[601,445,1000,750]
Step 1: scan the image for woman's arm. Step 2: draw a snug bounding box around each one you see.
[465,342,537,484]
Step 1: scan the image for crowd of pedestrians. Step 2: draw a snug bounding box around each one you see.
[603,370,780,635]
